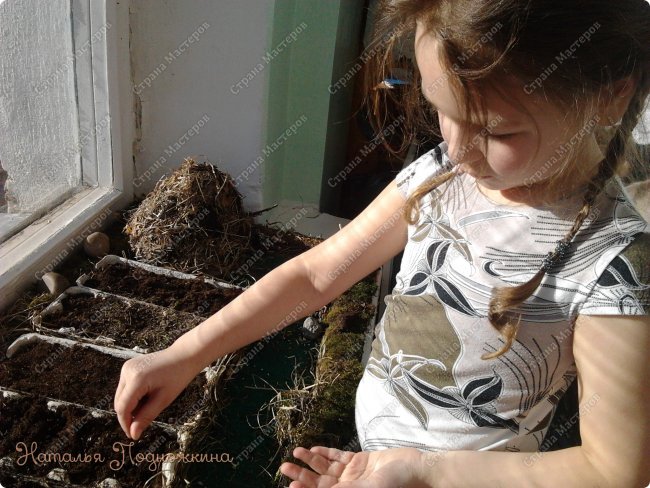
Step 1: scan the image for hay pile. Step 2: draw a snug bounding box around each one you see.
[125,158,253,278]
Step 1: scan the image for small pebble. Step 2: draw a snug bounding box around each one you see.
[301,316,323,340]
[97,479,122,488]
[41,272,70,296]
[84,231,110,257]
[46,468,70,482]
[95,335,116,346]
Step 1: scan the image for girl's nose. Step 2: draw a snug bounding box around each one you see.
[438,112,484,165]
[447,140,484,166]
[445,135,485,167]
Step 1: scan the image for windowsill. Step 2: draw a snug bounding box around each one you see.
[0,186,129,311]
[254,199,350,240]
[0,213,31,244]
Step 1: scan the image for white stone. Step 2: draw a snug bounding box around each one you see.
[94,335,116,346]
[162,461,176,485]
[301,316,323,340]
[96,479,122,488]
[46,468,70,482]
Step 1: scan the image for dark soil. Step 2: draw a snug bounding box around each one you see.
[0,394,177,487]
[230,224,324,287]
[40,293,204,351]
[173,321,319,488]
[0,476,57,488]
[84,262,243,317]
[0,341,206,426]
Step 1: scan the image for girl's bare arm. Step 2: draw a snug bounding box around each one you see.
[173,178,409,373]
[115,179,409,439]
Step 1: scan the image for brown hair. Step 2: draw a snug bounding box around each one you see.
[364,0,650,358]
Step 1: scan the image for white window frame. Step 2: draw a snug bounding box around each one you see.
[0,0,134,311]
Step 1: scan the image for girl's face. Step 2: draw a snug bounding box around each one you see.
[414,22,604,200]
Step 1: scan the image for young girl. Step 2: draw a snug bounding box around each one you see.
[115,1,650,486]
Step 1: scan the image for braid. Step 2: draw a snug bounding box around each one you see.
[483,90,646,360]
[403,171,455,225]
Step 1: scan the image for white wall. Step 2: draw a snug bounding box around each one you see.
[130,0,274,212]
[0,0,81,212]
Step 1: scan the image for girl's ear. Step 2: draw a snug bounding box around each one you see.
[597,76,638,126]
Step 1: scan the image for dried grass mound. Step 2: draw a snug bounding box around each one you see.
[125,158,253,278]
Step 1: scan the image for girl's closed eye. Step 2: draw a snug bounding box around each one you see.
[486,132,519,140]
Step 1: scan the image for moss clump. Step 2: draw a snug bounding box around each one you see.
[337,277,378,307]
[272,271,379,486]
[315,360,364,429]
[318,332,365,368]
[124,158,254,277]
[321,276,378,334]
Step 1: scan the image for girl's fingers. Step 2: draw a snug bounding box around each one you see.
[114,379,149,439]
[291,447,336,476]
[280,461,319,488]
[114,378,126,414]
[280,446,358,486]
[129,390,165,441]
[332,482,373,488]
[309,446,355,465]
[300,447,353,478]
[288,482,310,488]
[114,385,132,438]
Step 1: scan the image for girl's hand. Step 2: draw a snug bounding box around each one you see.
[114,346,200,440]
[280,446,427,488]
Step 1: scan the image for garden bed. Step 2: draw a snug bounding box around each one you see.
[0,200,373,487]
[35,288,205,352]
[0,336,207,426]
[0,391,178,488]
[168,269,382,488]
[77,255,244,317]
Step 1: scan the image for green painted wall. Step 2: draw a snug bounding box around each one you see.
[263,0,365,213]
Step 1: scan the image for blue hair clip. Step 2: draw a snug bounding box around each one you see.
[381,78,410,88]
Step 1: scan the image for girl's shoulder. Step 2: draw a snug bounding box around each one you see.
[395,141,455,201]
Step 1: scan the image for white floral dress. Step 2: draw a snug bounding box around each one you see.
[355,142,650,452]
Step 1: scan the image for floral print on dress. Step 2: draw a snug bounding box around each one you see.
[356,142,650,453]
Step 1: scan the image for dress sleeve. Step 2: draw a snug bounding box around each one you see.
[579,232,650,315]
[395,141,455,200]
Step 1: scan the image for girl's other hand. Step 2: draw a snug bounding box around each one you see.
[280,446,427,488]
[114,346,199,440]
